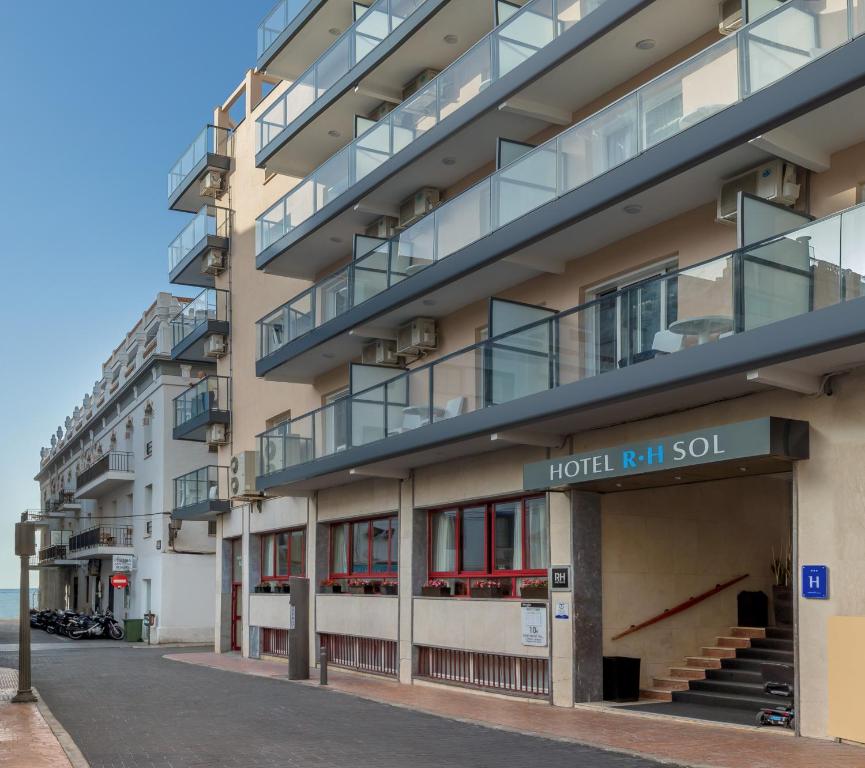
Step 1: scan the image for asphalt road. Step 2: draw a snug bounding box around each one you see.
[0,620,668,768]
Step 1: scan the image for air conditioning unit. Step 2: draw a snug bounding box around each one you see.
[396,317,437,356]
[202,249,226,275]
[361,339,399,366]
[200,170,225,198]
[399,187,440,228]
[206,423,227,447]
[716,159,801,223]
[230,450,257,497]
[718,0,743,35]
[204,334,227,358]
[402,68,440,100]
[368,101,394,122]
[365,216,399,240]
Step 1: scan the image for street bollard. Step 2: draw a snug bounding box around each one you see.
[319,645,328,686]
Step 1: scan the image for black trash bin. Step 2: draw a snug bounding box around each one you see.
[737,590,769,628]
[603,656,641,702]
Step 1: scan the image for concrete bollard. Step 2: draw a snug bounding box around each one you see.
[319,645,328,686]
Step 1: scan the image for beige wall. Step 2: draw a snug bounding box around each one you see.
[602,475,790,688]
[828,616,865,744]
[316,593,399,640]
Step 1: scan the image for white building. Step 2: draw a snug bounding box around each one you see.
[31,292,218,643]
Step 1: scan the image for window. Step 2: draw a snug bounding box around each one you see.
[329,515,398,577]
[144,521,152,538]
[428,496,548,596]
[207,520,217,536]
[261,529,305,580]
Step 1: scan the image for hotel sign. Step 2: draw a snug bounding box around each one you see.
[523,418,808,491]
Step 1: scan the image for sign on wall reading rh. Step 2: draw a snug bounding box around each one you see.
[522,418,809,490]
[521,603,548,647]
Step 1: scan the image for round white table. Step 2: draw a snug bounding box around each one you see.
[668,315,734,345]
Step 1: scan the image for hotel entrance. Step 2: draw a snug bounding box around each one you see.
[525,417,807,727]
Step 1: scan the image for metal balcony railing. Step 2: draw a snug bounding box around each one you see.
[171,288,229,348]
[257,0,863,350]
[168,205,230,273]
[168,126,233,198]
[68,526,133,553]
[257,202,865,478]
[76,451,134,489]
[257,0,309,58]
[38,545,68,563]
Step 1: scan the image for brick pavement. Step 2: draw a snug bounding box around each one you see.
[167,652,865,768]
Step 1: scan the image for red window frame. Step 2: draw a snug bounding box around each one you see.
[428,495,547,581]
[329,515,398,578]
[260,528,305,581]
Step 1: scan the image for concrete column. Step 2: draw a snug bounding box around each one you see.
[216,526,232,654]
[572,491,603,703]
[548,491,574,707]
[397,477,416,684]
[307,494,318,667]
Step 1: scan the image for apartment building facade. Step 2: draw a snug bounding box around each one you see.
[30,293,218,644]
[166,0,865,743]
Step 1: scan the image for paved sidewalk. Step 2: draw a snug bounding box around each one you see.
[0,668,72,768]
[166,652,865,768]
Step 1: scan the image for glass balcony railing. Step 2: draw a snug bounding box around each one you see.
[168,125,233,199]
[256,0,861,343]
[256,0,607,255]
[257,202,865,478]
[174,466,229,511]
[168,205,230,274]
[258,0,309,59]
[174,376,231,430]
[256,0,425,154]
[171,288,229,349]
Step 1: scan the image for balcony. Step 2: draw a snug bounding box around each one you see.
[68,526,134,558]
[256,0,865,380]
[171,289,230,362]
[173,376,231,442]
[172,466,230,521]
[258,0,360,79]
[168,126,233,213]
[37,545,76,566]
[168,205,230,287]
[256,203,865,491]
[75,451,135,499]
[45,491,81,517]
[255,0,503,176]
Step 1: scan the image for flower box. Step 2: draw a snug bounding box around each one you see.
[349,585,377,595]
[421,585,451,597]
[381,584,398,595]
[471,585,504,599]
[254,584,271,594]
[520,586,549,600]
[323,584,342,594]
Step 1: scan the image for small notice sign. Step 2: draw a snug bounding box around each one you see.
[289,604,296,631]
[521,603,548,647]
[554,600,569,620]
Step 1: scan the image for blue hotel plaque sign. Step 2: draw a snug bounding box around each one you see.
[523,418,809,491]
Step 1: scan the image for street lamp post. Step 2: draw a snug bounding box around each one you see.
[13,522,37,703]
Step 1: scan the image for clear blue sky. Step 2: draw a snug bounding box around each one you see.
[0,1,271,587]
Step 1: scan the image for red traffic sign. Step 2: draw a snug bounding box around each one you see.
[110,573,129,589]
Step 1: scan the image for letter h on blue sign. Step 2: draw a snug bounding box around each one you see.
[801,565,828,599]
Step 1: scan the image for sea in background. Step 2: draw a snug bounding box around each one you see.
[0,589,39,618]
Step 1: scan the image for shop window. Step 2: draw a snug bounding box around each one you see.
[428,495,548,597]
[329,515,398,580]
[260,529,305,580]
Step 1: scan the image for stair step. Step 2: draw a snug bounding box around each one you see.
[736,647,794,662]
[717,636,751,649]
[652,676,691,691]
[702,646,737,659]
[670,666,707,680]
[722,657,779,673]
[673,689,792,711]
[706,668,764,684]
[641,688,673,702]
[750,637,793,651]
[689,678,773,697]
[686,656,722,669]
[766,626,794,640]
[731,627,767,639]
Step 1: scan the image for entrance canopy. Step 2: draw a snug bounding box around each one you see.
[523,417,808,493]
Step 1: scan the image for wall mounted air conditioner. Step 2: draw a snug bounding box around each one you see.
[402,68,440,100]
[365,216,399,239]
[200,170,225,198]
[230,450,256,497]
[716,159,801,223]
[202,249,226,275]
[718,0,743,35]
[399,187,440,228]
[361,339,399,366]
[368,101,394,122]
[204,334,227,358]
[396,318,437,356]
[206,423,227,447]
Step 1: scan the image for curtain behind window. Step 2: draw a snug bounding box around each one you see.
[331,523,348,573]
[526,497,549,569]
[494,501,522,570]
[431,510,456,572]
[262,534,274,577]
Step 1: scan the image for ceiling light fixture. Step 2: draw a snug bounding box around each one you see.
[329,236,343,244]
[443,34,458,44]
[636,38,656,50]
[328,27,341,35]
[441,156,456,166]
[623,204,642,215]
[327,129,340,138]
[422,299,436,307]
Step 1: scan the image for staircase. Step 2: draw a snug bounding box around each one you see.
[642,625,794,711]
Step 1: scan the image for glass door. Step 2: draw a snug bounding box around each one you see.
[230,538,242,652]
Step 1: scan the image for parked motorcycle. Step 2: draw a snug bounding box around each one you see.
[68,610,125,641]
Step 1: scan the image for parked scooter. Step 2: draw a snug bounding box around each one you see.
[756,662,795,729]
